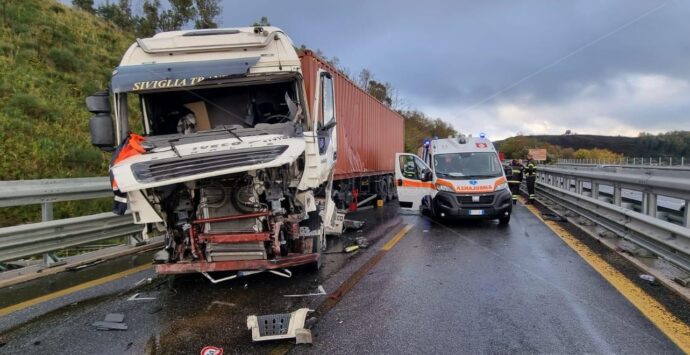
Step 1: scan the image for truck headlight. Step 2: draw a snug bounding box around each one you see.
[495,182,508,191]
[436,183,454,192]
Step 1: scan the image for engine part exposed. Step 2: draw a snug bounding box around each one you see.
[149,163,323,266]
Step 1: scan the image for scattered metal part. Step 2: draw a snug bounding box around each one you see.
[201,270,263,284]
[268,269,292,278]
[104,313,125,323]
[247,308,313,342]
[284,285,327,298]
[92,321,128,330]
[127,293,156,301]
[640,274,658,284]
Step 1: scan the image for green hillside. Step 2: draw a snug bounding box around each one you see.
[0,0,134,180]
[0,0,135,225]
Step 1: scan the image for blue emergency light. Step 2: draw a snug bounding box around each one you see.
[479,132,486,139]
[423,139,431,147]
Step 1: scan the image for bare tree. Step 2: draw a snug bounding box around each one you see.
[357,68,372,90]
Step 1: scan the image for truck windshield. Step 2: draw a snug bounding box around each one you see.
[433,152,502,179]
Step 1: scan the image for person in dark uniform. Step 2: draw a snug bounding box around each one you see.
[507,159,523,204]
[524,154,537,203]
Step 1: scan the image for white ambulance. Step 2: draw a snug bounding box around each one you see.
[394,134,512,224]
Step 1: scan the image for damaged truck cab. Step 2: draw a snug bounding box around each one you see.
[87,27,340,279]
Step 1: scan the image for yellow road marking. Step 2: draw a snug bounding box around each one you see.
[522,198,690,352]
[0,264,152,317]
[382,224,414,251]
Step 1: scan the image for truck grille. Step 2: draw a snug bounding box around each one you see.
[132,145,288,183]
[457,195,494,205]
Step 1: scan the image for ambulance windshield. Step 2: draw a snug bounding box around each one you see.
[433,152,502,179]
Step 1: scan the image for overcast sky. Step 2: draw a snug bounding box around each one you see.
[88,0,690,139]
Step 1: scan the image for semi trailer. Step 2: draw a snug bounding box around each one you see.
[85,26,404,281]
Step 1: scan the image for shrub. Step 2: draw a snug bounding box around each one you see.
[5,93,54,119]
[48,47,81,72]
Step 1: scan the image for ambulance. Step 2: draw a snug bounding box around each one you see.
[394,134,512,224]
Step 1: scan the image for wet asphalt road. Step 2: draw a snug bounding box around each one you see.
[0,202,682,354]
[303,205,681,354]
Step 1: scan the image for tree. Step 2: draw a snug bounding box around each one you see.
[159,0,196,31]
[96,0,136,32]
[194,0,221,29]
[357,68,372,91]
[72,0,95,13]
[367,80,391,106]
[136,0,161,37]
[252,16,270,27]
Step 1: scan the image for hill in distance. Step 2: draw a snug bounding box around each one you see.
[496,131,690,159]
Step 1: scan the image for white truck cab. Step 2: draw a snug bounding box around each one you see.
[394,134,512,224]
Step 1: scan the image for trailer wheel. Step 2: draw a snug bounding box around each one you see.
[386,176,394,201]
[377,180,389,203]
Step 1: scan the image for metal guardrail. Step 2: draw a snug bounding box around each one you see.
[0,213,140,263]
[537,165,690,272]
[0,178,146,267]
[0,177,111,208]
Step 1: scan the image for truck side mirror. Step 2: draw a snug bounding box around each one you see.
[86,91,115,151]
[86,91,111,113]
[421,169,433,182]
[320,117,337,132]
[90,113,115,151]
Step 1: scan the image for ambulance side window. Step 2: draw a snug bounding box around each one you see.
[399,155,426,180]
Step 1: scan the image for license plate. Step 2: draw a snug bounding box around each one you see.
[469,209,484,216]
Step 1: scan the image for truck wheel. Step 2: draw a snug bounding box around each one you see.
[499,215,511,225]
[377,180,388,203]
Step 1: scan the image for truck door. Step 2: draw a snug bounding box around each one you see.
[318,71,337,173]
[395,153,434,211]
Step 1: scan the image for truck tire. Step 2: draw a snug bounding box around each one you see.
[378,180,389,202]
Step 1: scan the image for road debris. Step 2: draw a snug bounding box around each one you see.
[355,236,369,248]
[93,313,128,330]
[344,219,365,231]
[344,245,359,253]
[639,274,659,285]
[200,345,224,355]
[247,308,313,343]
[127,292,156,301]
[104,313,125,323]
[207,301,237,310]
[284,285,327,298]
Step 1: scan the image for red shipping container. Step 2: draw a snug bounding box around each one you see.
[299,51,405,180]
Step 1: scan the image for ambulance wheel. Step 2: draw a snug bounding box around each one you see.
[499,215,511,225]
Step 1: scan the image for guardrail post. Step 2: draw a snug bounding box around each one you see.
[575,179,582,194]
[613,184,622,206]
[40,202,60,266]
[643,192,657,217]
[684,201,690,227]
[592,182,599,199]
